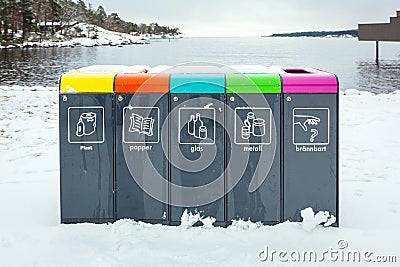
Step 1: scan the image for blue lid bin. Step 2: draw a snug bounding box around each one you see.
[169,74,226,226]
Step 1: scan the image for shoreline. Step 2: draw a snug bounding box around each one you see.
[0,40,148,50]
[0,23,153,50]
[0,34,357,50]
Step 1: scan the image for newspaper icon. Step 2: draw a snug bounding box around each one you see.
[129,113,155,137]
[122,107,159,144]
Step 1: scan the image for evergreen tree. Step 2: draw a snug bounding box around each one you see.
[0,0,181,43]
[0,0,6,39]
[19,0,35,40]
[94,5,107,27]
[48,0,61,34]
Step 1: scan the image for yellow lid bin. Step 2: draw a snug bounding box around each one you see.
[59,69,117,224]
[59,72,116,93]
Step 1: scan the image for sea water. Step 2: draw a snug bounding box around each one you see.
[1,37,399,92]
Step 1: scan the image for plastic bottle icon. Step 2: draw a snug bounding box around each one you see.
[76,112,97,137]
[76,119,84,137]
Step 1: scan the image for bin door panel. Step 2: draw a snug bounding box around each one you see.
[283,94,338,222]
[59,94,114,223]
[170,93,225,224]
[226,93,281,223]
[116,93,169,223]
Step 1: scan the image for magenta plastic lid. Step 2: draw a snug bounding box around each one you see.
[281,68,338,93]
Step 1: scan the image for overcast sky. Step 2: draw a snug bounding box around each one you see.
[86,0,400,36]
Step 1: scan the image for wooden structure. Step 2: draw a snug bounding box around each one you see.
[358,11,400,62]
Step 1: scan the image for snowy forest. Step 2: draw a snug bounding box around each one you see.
[0,0,181,43]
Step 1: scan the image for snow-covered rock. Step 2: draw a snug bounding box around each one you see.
[344,88,361,95]
[392,90,400,95]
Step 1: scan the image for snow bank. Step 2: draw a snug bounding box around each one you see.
[0,87,400,266]
[343,88,376,96]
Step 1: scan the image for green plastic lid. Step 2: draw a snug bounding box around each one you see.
[226,73,281,93]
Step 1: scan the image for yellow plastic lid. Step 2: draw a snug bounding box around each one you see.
[59,72,116,93]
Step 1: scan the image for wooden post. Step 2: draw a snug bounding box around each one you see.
[375,41,379,63]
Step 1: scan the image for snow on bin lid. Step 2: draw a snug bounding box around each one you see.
[69,65,131,73]
[147,65,173,74]
[114,73,170,93]
[60,71,117,93]
[280,68,338,93]
[226,73,281,93]
[228,65,286,74]
[170,74,225,94]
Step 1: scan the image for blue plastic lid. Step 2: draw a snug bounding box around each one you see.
[170,74,225,93]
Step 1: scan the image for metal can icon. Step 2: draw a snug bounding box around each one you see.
[76,112,97,137]
[241,125,251,139]
[240,112,266,140]
[246,112,255,126]
[252,118,266,137]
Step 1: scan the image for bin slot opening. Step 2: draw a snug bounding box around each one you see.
[284,68,312,74]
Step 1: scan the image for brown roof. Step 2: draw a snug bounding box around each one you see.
[358,11,400,41]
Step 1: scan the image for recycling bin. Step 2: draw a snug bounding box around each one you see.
[225,73,281,224]
[169,74,225,225]
[59,71,115,223]
[282,68,338,224]
[114,73,170,223]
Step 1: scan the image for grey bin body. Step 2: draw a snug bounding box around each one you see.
[283,94,338,223]
[58,67,339,227]
[115,93,169,223]
[170,93,225,225]
[59,93,114,223]
[226,94,281,224]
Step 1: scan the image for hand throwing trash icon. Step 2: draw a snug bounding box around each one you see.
[293,114,320,143]
[292,108,330,145]
[76,112,97,137]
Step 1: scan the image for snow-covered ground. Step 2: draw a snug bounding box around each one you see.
[0,86,399,266]
[0,23,149,49]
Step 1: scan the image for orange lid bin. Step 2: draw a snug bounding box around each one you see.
[115,73,170,93]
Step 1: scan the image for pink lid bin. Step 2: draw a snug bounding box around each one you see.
[280,68,338,93]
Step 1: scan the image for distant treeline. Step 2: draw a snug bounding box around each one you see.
[268,29,358,38]
[0,0,181,42]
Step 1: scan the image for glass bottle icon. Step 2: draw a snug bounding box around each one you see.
[188,114,195,136]
[194,113,203,139]
[187,112,208,141]
[199,125,207,140]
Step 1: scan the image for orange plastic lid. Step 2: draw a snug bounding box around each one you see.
[115,73,170,93]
